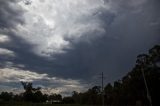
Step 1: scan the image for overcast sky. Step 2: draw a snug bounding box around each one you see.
[0,0,160,96]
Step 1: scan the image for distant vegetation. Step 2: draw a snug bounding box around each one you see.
[0,45,160,106]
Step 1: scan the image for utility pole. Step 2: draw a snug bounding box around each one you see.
[101,72,104,106]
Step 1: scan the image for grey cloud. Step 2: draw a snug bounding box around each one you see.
[0,0,25,66]
[48,0,160,82]
[1,0,160,80]
[0,0,24,29]
[0,0,160,94]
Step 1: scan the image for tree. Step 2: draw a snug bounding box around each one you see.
[62,97,74,104]
[0,92,13,101]
[72,91,80,103]
[104,83,113,104]
[48,93,62,104]
[21,82,42,102]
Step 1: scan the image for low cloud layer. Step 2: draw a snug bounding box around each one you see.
[0,68,47,82]
[0,67,86,96]
[0,0,160,95]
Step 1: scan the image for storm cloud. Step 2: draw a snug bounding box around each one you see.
[0,0,160,95]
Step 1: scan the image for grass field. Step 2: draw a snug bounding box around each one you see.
[0,103,84,106]
[0,102,137,106]
[0,103,94,106]
[0,104,98,106]
[0,102,140,106]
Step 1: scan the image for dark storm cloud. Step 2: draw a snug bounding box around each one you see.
[0,0,25,60]
[0,0,25,68]
[0,0,160,89]
[46,0,160,83]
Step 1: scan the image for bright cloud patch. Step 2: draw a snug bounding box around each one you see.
[15,0,110,57]
[0,34,10,43]
[0,68,47,82]
[0,48,15,57]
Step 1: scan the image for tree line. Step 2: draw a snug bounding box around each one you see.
[0,82,62,103]
[65,45,160,105]
[0,45,160,105]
